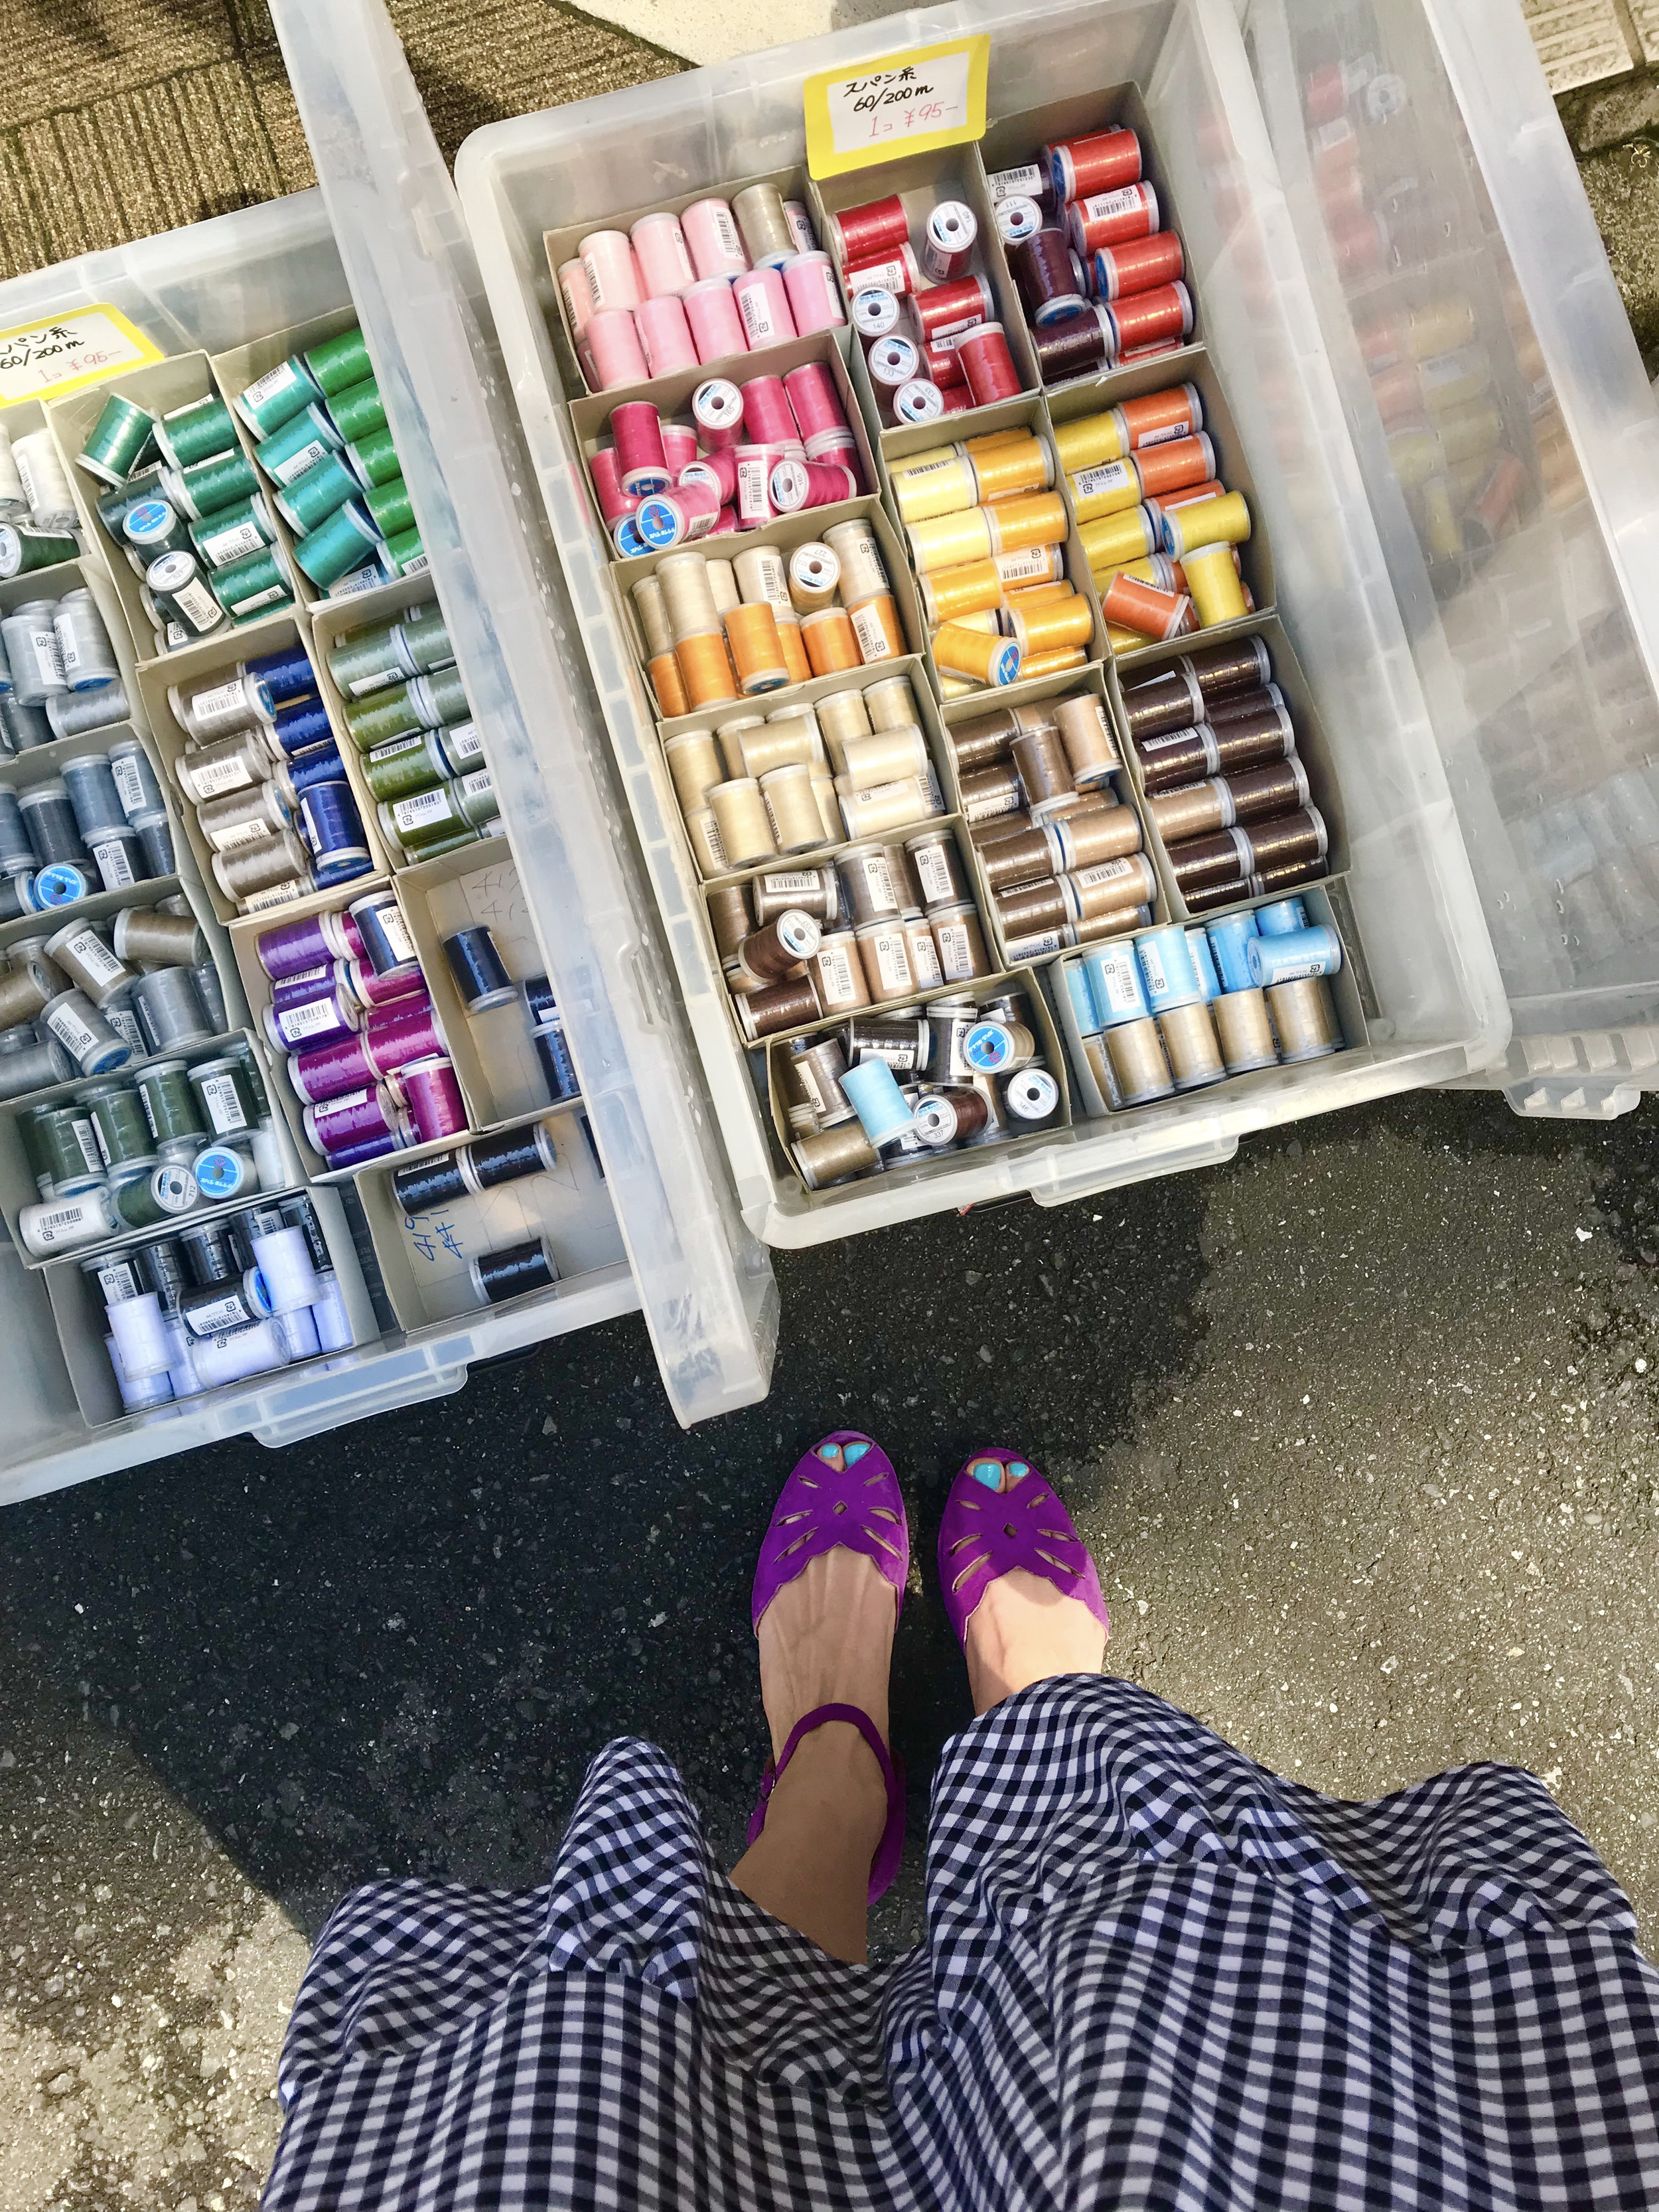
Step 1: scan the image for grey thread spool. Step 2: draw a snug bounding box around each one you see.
[192,959,228,1033]
[1,694,54,751]
[60,754,125,837]
[13,431,78,530]
[111,906,203,967]
[212,832,311,904]
[3,603,66,705]
[0,787,34,873]
[108,738,163,822]
[43,921,131,1007]
[46,682,130,741]
[0,1037,70,1097]
[131,811,175,879]
[132,965,213,1053]
[0,960,50,1027]
[54,589,120,690]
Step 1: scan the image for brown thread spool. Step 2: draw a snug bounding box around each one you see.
[761,763,828,853]
[1160,1001,1225,1090]
[1212,706,1297,777]
[981,826,1059,891]
[1107,1015,1173,1103]
[904,828,969,909]
[1120,664,1202,743]
[1135,723,1218,791]
[705,881,751,958]
[1182,857,1328,914]
[707,777,776,865]
[1185,634,1271,701]
[664,729,726,814]
[841,724,928,791]
[1073,902,1149,944]
[960,762,1023,822]
[855,919,916,1003]
[1225,757,1310,824]
[214,832,312,902]
[997,878,1068,934]
[737,909,822,984]
[846,1013,930,1071]
[1214,987,1277,1072]
[735,974,820,1039]
[725,601,789,696]
[1242,806,1328,873]
[1011,724,1073,809]
[1268,976,1340,1061]
[1167,826,1251,893]
[0,960,50,1027]
[1206,683,1284,728]
[812,930,871,1012]
[111,907,203,967]
[1051,803,1141,871]
[785,1032,854,1120]
[882,838,924,912]
[1064,862,1153,922]
[752,866,839,926]
[913,1084,989,1146]
[861,674,916,733]
[947,707,1020,771]
[794,1120,879,1189]
[837,842,904,925]
[900,911,944,990]
[713,715,764,780]
[1052,694,1119,784]
[1149,778,1231,844]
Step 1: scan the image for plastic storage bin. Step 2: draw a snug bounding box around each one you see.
[0,190,776,1512]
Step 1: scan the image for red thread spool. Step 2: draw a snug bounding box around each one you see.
[739,374,798,446]
[829,195,910,265]
[781,362,845,442]
[914,274,994,339]
[1011,231,1088,325]
[843,245,922,297]
[609,401,670,494]
[1066,182,1159,255]
[1093,232,1186,301]
[1109,282,1194,354]
[923,342,967,389]
[1046,127,1142,202]
[956,323,1022,407]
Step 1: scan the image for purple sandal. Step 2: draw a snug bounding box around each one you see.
[747,1431,908,1903]
[937,1446,1110,1647]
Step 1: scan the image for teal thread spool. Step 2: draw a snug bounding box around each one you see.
[167,449,257,522]
[154,392,237,470]
[363,475,413,542]
[233,356,320,438]
[293,500,380,587]
[190,492,274,571]
[255,404,340,488]
[305,327,371,396]
[0,525,80,577]
[78,394,157,486]
[210,543,290,621]
[383,524,426,577]
[275,450,359,534]
[326,376,386,443]
[96,467,161,536]
[346,427,400,488]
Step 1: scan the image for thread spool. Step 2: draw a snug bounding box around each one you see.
[1157,1000,1224,1091]
[839,725,928,792]
[14,432,78,528]
[956,325,1022,407]
[1212,987,1277,1073]
[1012,231,1088,323]
[839,1055,917,1147]
[724,601,788,695]
[707,777,775,866]
[760,765,827,854]
[212,832,312,906]
[43,920,130,1006]
[792,1120,878,1189]
[1105,1014,1173,1103]
[44,985,129,1074]
[441,924,515,1013]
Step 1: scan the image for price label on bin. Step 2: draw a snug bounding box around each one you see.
[804,35,990,179]
[0,304,162,406]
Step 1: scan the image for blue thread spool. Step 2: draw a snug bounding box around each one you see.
[534,1019,581,1103]
[0,786,35,873]
[1254,897,1309,937]
[33,861,91,907]
[1082,942,1150,1028]
[300,780,370,868]
[61,755,125,838]
[245,643,316,705]
[1134,924,1205,1013]
[1062,960,1103,1037]
[841,1056,917,1147]
[1245,924,1342,988]
[1186,928,1222,1002]
[521,973,558,1027]
[348,889,415,978]
[442,923,516,1013]
[269,697,332,757]
[284,742,346,798]
[1205,911,1259,995]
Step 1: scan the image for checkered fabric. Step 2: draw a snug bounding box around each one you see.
[263,1678,1659,2209]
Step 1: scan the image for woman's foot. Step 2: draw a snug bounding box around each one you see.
[943,1452,1108,1716]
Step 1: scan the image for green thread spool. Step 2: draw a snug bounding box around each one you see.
[326,375,385,443]
[224,1036,271,1120]
[327,621,407,697]
[233,356,320,439]
[36,1105,104,1192]
[190,493,273,571]
[155,393,237,471]
[364,475,413,541]
[346,428,400,488]
[397,605,452,673]
[293,500,380,587]
[136,1057,203,1143]
[418,663,468,727]
[275,450,358,534]
[210,543,289,621]
[170,449,257,522]
[455,767,498,830]
[0,526,79,577]
[255,404,340,488]
[96,467,161,535]
[364,728,447,803]
[413,825,481,861]
[79,394,157,486]
[86,1079,156,1172]
[382,524,426,577]
[378,779,468,855]
[188,1055,256,1137]
[344,679,421,752]
[305,327,372,396]
[112,1161,197,1229]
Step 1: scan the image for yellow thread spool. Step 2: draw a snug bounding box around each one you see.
[906,505,994,575]
[986,490,1069,553]
[891,455,977,524]
[1067,457,1143,524]
[1079,506,1157,571]
[849,593,904,664]
[1009,592,1094,656]
[1162,492,1251,557]
[1052,408,1127,475]
[970,434,1054,503]
[1181,541,1250,627]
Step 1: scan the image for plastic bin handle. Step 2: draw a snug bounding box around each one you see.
[248,1347,469,1449]
[1031,1124,1238,1207]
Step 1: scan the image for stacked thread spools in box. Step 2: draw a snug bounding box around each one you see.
[167,641,375,911]
[0,415,86,573]
[0,737,173,917]
[0,585,136,758]
[558,183,844,394]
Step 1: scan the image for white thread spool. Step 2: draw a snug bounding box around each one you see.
[252,1224,320,1313]
[14,430,78,529]
[108,1291,174,1380]
[656,552,719,643]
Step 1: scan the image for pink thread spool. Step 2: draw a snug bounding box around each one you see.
[683,277,747,364]
[733,448,777,528]
[740,374,796,446]
[578,229,642,313]
[400,1055,469,1142]
[587,444,639,526]
[630,210,695,297]
[804,427,860,480]
[692,378,745,449]
[637,480,724,546]
[660,421,699,475]
[957,323,1022,406]
[783,202,818,254]
[781,362,845,443]
[769,459,857,514]
[557,259,591,336]
[587,309,649,390]
[709,506,739,537]
[680,449,739,504]
[682,198,748,281]
[341,958,426,1010]
[783,252,845,334]
[610,402,671,495]
[636,295,699,377]
[366,999,445,1077]
[303,1082,398,1157]
[289,1032,375,1105]
[734,265,796,349]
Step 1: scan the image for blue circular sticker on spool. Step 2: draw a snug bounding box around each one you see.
[613,515,646,559]
[193,1145,250,1201]
[990,641,1023,688]
[634,497,684,551]
[962,1021,1016,1074]
[33,863,91,909]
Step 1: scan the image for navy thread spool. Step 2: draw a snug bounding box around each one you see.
[0,873,34,922]
[469,1236,558,1307]
[46,684,130,741]
[178,1216,238,1285]
[267,697,332,757]
[61,755,125,838]
[244,643,317,705]
[108,738,162,822]
[441,924,515,1012]
[348,889,415,976]
[1,695,53,750]
[520,972,557,1027]
[131,810,175,880]
[533,1019,581,1103]
[19,780,84,867]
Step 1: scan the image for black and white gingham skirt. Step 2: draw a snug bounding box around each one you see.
[262,1678,1659,2209]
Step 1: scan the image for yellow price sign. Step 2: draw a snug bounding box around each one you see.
[0,305,162,407]
[804,35,991,181]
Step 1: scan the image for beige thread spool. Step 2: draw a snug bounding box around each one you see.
[0,960,50,1028]
[1084,1033,1121,1108]
[905,828,970,909]
[1214,986,1277,1072]
[657,551,721,642]
[998,879,1068,934]
[855,920,914,1003]
[684,809,729,877]
[788,542,840,613]
[794,1120,879,1189]
[1268,976,1340,1061]
[811,929,870,1012]
[213,831,311,903]
[707,777,776,865]
[1053,694,1119,784]
[839,775,934,840]
[960,762,1023,822]
[734,545,790,611]
[900,911,944,990]
[752,866,838,925]
[664,729,727,814]
[1073,903,1147,944]
[761,763,828,853]
[739,719,814,779]
[981,826,1058,891]
[766,701,826,763]
[1050,803,1140,871]
[861,674,916,733]
[111,907,203,967]
[1160,1002,1225,1091]
[824,518,890,603]
[712,716,763,782]
[632,573,674,658]
[1148,778,1230,844]
[1011,724,1074,810]
[816,687,872,770]
[705,881,752,958]
[839,723,928,792]
[812,774,842,841]
[932,902,991,982]
[1106,1015,1174,1102]
[705,558,740,618]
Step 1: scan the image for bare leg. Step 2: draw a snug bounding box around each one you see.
[730,1546,895,1963]
[958,1457,1107,1716]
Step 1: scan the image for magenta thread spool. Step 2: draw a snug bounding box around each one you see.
[682,197,747,281]
[784,253,845,333]
[587,444,638,527]
[636,295,699,378]
[637,480,723,546]
[578,228,643,313]
[692,378,745,449]
[731,448,776,529]
[630,210,695,298]
[684,278,748,364]
[680,449,738,505]
[303,1082,397,1157]
[365,998,444,1076]
[781,362,845,443]
[769,459,857,514]
[400,1054,468,1142]
[586,309,650,390]
[660,421,698,475]
[740,374,796,446]
[734,265,796,349]
[610,402,671,495]
[341,956,426,1009]
[257,910,346,982]
[289,1031,375,1104]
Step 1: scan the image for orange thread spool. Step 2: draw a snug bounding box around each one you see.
[724,601,790,695]
[648,650,689,718]
[674,630,739,708]
[1100,573,1194,641]
[800,605,862,676]
[849,593,904,664]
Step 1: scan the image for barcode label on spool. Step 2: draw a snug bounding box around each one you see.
[109,755,147,814]
[199,1072,248,1132]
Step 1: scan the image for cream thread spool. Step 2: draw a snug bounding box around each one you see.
[761,764,826,853]
[788,543,840,613]
[839,774,933,840]
[705,558,741,619]
[766,701,826,763]
[707,776,775,865]
[816,686,872,770]
[734,545,791,611]
[823,519,891,603]
[739,719,814,778]
[840,723,928,792]
[812,774,841,841]
[713,715,764,780]
[684,808,729,877]
[1214,986,1277,1072]
[632,575,675,659]
[862,675,916,733]
[657,552,720,642]
[663,729,725,815]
